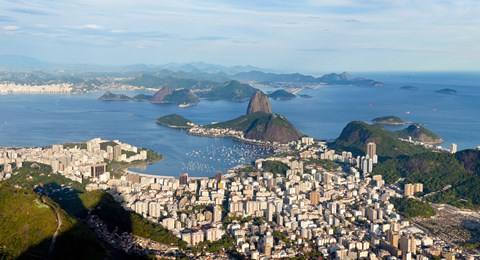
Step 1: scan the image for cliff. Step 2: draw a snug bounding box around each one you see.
[247,91,272,114]
[149,87,174,103]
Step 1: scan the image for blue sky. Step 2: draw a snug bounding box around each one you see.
[1,0,479,72]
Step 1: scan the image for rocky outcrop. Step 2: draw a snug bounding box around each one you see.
[246,91,272,115]
[149,87,174,103]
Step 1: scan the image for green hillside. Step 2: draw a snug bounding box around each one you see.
[372,152,480,208]
[0,183,105,259]
[156,114,194,129]
[208,112,303,143]
[330,121,429,158]
[395,124,444,144]
[372,115,407,125]
[202,80,258,101]
[267,89,296,100]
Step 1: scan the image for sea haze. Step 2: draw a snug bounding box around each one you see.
[0,72,479,177]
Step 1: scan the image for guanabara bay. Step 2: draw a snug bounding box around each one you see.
[1,1,480,260]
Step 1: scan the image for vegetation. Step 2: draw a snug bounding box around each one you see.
[372,115,407,125]
[163,88,199,104]
[0,183,105,259]
[267,89,296,100]
[395,124,443,144]
[373,151,480,207]
[156,114,194,129]
[330,121,429,159]
[208,111,303,143]
[201,80,258,101]
[262,160,290,177]
[391,198,436,219]
[305,159,339,171]
[98,91,132,100]
[132,93,153,100]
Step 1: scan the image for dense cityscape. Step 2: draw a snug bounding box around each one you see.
[1,133,479,259]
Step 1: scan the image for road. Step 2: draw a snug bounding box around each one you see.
[41,196,63,260]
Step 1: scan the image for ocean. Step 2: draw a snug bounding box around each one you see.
[0,72,479,177]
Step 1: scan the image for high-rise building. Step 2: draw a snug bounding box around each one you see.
[179,173,189,185]
[215,171,222,182]
[309,191,320,205]
[213,205,222,223]
[450,143,457,154]
[367,142,377,158]
[400,235,416,256]
[113,145,122,161]
[404,184,414,196]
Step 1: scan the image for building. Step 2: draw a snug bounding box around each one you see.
[450,143,457,154]
[113,145,122,161]
[309,191,320,205]
[90,163,107,178]
[215,172,222,182]
[179,173,189,185]
[213,205,222,223]
[404,184,414,197]
[367,142,377,158]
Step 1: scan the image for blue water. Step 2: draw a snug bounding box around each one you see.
[0,72,479,177]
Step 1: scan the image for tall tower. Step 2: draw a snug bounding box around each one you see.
[367,142,377,158]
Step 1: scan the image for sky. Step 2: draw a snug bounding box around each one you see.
[1,0,479,72]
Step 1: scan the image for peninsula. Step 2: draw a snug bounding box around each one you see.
[156,90,303,144]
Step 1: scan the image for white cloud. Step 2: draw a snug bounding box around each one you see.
[81,24,103,30]
[1,25,19,31]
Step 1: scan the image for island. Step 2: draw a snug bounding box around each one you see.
[98,91,132,101]
[156,90,303,144]
[156,114,194,129]
[436,88,458,95]
[267,89,296,100]
[372,115,412,125]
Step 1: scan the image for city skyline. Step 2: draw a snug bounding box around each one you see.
[1,0,480,73]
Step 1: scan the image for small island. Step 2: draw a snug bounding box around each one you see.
[267,89,296,100]
[372,115,411,125]
[156,114,194,129]
[299,94,313,98]
[98,91,132,101]
[436,88,458,95]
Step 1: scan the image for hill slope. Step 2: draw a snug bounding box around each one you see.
[395,124,444,144]
[209,112,302,143]
[267,89,296,100]
[0,183,106,259]
[330,121,429,158]
[201,80,258,101]
[156,114,194,129]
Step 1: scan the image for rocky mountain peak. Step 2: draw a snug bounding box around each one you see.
[246,91,272,115]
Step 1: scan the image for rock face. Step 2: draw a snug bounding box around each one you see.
[243,113,303,143]
[246,91,272,115]
[149,87,174,103]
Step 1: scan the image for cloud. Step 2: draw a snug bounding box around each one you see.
[1,25,19,31]
[81,24,103,30]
